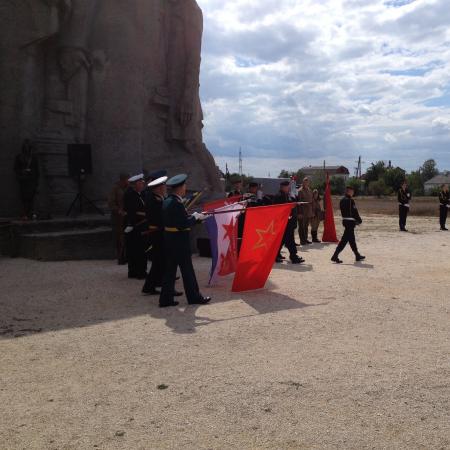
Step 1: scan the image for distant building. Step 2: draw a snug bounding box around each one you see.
[253,177,290,195]
[300,165,350,181]
[424,173,450,194]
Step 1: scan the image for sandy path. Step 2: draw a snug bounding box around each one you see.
[1,215,449,449]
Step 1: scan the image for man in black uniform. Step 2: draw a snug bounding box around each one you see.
[228,178,243,199]
[398,181,411,232]
[123,174,148,279]
[331,186,365,264]
[159,174,211,308]
[439,184,449,231]
[273,181,304,264]
[142,175,177,295]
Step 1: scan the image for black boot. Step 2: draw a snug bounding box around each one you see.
[355,254,366,262]
[312,231,320,243]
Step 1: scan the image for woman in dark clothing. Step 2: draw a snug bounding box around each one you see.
[14,140,40,220]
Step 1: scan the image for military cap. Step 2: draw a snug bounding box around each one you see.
[346,185,355,190]
[148,176,168,187]
[167,173,188,188]
[248,182,259,188]
[280,180,290,186]
[148,170,168,181]
[128,173,144,183]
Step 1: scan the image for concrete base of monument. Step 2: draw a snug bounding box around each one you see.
[2,216,115,261]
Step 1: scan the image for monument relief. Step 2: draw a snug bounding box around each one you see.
[0,0,222,216]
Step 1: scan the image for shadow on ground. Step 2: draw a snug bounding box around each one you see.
[0,264,324,339]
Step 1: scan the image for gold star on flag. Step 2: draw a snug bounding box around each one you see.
[253,220,276,250]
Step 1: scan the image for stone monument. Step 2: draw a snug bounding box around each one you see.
[0,0,222,217]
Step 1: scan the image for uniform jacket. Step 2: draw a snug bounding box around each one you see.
[298,186,314,218]
[124,188,146,230]
[273,191,298,227]
[340,195,362,225]
[398,188,411,206]
[439,190,450,206]
[162,194,197,231]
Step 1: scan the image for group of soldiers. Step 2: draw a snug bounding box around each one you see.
[108,172,450,306]
[108,171,210,308]
[398,182,450,232]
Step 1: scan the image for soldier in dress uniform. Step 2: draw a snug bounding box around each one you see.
[123,174,148,279]
[228,178,243,199]
[398,181,411,232]
[273,181,304,264]
[141,175,175,296]
[331,186,365,264]
[439,184,450,231]
[159,174,211,308]
[244,182,264,208]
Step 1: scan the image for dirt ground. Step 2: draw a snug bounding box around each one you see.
[1,214,449,450]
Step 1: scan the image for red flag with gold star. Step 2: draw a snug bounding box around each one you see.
[232,204,293,292]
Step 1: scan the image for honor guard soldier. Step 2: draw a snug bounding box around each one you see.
[439,184,449,231]
[141,175,182,296]
[123,174,148,279]
[331,186,365,264]
[273,181,304,264]
[398,181,411,232]
[228,178,243,199]
[244,182,264,208]
[159,174,211,308]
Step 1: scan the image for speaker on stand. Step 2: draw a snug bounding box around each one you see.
[66,144,104,216]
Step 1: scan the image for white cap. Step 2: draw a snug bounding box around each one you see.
[148,176,168,187]
[128,173,144,183]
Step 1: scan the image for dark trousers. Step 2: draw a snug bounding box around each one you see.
[298,217,310,244]
[399,205,409,230]
[334,222,359,256]
[143,233,164,290]
[159,234,201,305]
[126,230,147,277]
[440,206,448,229]
[279,223,298,259]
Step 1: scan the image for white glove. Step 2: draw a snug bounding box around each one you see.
[192,212,207,221]
[257,190,263,200]
[124,226,134,233]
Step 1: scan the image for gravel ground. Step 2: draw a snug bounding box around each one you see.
[1,215,449,450]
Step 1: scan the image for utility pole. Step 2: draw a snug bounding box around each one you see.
[238,147,243,177]
[354,156,362,179]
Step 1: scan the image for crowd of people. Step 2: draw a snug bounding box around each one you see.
[109,170,450,308]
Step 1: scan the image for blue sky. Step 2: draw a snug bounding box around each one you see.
[197,0,450,176]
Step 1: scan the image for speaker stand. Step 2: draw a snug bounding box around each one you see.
[66,175,105,217]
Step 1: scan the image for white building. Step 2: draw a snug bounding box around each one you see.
[424,173,450,194]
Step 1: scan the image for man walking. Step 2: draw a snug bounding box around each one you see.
[331,186,365,264]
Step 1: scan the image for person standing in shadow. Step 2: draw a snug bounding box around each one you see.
[14,140,40,220]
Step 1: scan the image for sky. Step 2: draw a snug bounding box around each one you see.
[197,0,450,177]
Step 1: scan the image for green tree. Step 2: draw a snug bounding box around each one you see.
[365,161,387,184]
[225,173,254,192]
[406,170,424,196]
[278,170,294,178]
[368,179,387,198]
[383,167,406,192]
[347,177,363,196]
[420,159,439,182]
[330,177,346,195]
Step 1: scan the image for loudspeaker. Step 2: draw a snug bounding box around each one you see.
[67,144,92,177]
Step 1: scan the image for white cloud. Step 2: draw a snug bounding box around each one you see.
[198,0,450,176]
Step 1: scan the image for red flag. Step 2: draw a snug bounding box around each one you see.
[232,204,293,292]
[322,173,339,243]
[203,195,241,213]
